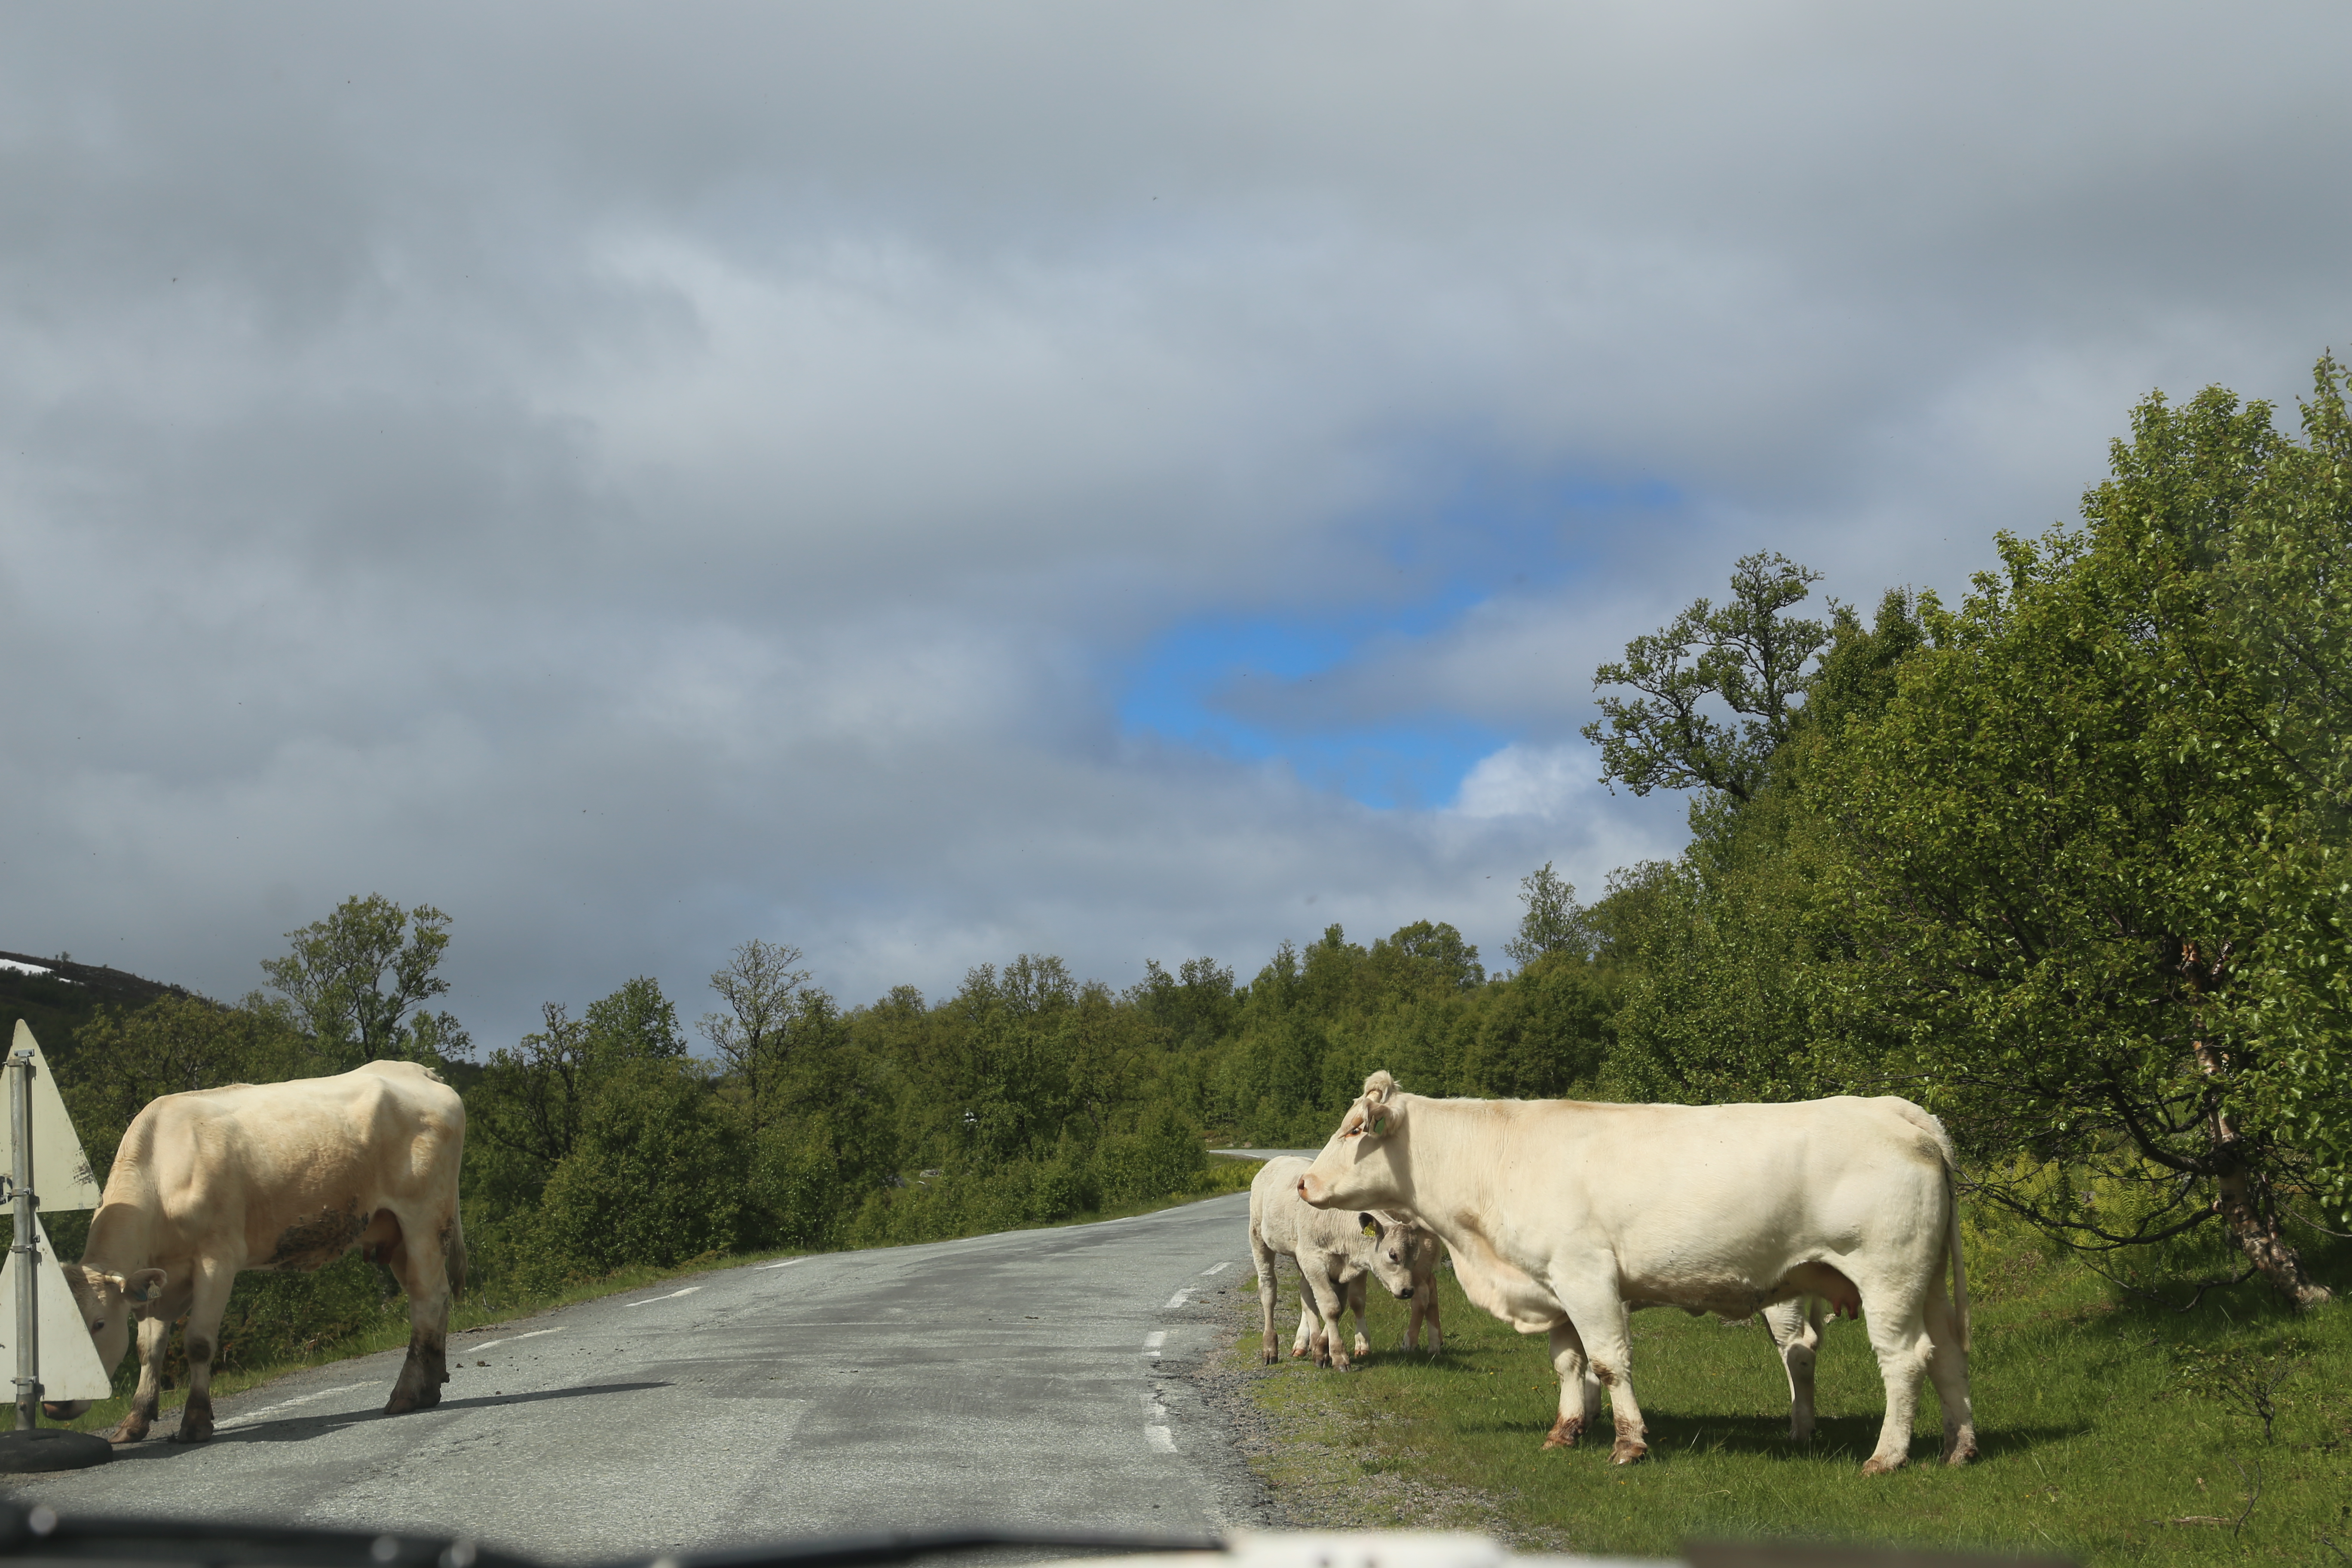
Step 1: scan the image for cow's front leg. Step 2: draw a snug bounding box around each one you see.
[105,1296,181,1445]
[1291,1298,1319,1359]
[1542,1320,1602,1449]
[1761,1297,1822,1442]
[1342,1275,1370,1360]
[1303,1267,1353,1369]
[1556,1281,1645,1463]
[170,1260,236,1443]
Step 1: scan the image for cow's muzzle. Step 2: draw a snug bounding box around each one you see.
[1392,1286,1414,1300]
[1296,1173,1328,1207]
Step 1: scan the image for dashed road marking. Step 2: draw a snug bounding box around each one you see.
[623,1286,703,1308]
[471,1326,566,1353]
[1145,1426,1176,1452]
[753,1258,805,1271]
[1200,1261,1231,1275]
[1142,1331,1166,1359]
[217,1382,371,1430]
[1164,1287,1193,1309]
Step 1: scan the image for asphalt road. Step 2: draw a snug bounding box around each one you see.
[6,1189,1272,1562]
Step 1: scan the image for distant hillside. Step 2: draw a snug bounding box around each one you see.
[0,950,193,1069]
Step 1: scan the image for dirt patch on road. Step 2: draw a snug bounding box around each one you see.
[1174,1272,1517,1540]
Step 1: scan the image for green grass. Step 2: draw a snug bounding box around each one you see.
[50,1156,1261,1441]
[1228,1225,2352,1565]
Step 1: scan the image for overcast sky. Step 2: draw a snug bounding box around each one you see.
[6,3,2350,1047]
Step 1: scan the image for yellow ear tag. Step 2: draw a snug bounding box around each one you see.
[1360,1219,1378,1238]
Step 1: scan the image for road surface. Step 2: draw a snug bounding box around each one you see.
[6,1190,1271,1561]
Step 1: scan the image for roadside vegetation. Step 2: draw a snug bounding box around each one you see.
[1231,1213,2351,1567]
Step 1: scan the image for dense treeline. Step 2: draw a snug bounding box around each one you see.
[31,353,2352,1385]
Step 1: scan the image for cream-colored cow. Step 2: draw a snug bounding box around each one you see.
[52,1062,466,1443]
[1248,1155,1422,1369]
[1298,1072,1973,1473]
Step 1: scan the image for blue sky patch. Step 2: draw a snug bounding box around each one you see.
[1115,462,1683,808]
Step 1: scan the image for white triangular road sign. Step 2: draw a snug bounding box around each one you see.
[2,1022,103,1211]
[0,1214,115,1402]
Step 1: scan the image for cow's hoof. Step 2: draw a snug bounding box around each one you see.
[103,1423,148,1446]
[1290,1345,1309,1360]
[1860,1455,1904,1476]
[1608,1438,1647,1465]
[169,1421,213,1444]
[1261,1349,1278,1365]
[1542,1417,1583,1450]
[1943,1434,1978,1467]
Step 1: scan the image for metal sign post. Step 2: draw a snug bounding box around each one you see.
[9,1047,34,1431]
[0,1032,108,1471]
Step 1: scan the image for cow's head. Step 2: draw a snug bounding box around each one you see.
[1356,1211,1426,1299]
[1298,1070,1407,1214]
[47,1264,165,1419]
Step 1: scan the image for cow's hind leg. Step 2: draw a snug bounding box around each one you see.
[384,1210,453,1415]
[1343,1275,1370,1360]
[170,1260,237,1443]
[1541,1320,1603,1450]
[1858,1278,1934,1475]
[1761,1297,1823,1442]
[1253,1234,1284,1364]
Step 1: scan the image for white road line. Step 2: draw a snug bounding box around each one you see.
[471,1326,567,1353]
[1163,1287,1193,1309]
[1145,1426,1176,1452]
[216,1382,371,1430]
[622,1286,703,1308]
[1200,1261,1231,1275]
[1142,1331,1165,1359]
[753,1258,805,1271]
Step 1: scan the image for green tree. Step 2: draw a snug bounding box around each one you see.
[697,940,812,1133]
[1583,551,1832,803]
[1822,367,2352,1306]
[65,995,307,1175]
[1504,862,1597,969]
[259,894,468,1069]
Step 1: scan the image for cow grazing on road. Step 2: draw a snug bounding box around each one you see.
[53,1061,466,1443]
[1248,1155,1424,1369]
[1298,1072,1973,1473]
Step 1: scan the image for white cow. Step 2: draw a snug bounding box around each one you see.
[1298,1072,1973,1473]
[1248,1155,1424,1370]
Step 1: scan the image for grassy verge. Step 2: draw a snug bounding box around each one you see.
[1226,1224,2351,1566]
[55,1155,1260,1440]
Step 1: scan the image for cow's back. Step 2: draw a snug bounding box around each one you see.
[108,1062,465,1271]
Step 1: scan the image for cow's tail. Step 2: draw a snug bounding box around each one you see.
[446,1205,469,1298]
[1890,1097,1971,1354]
[1944,1162,1970,1354]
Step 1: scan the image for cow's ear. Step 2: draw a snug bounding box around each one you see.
[1365,1098,1401,1136]
[1358,1214,1382,1240]
[125,1268,167,1305]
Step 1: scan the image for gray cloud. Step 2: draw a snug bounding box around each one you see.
[4,2,2348,1042]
